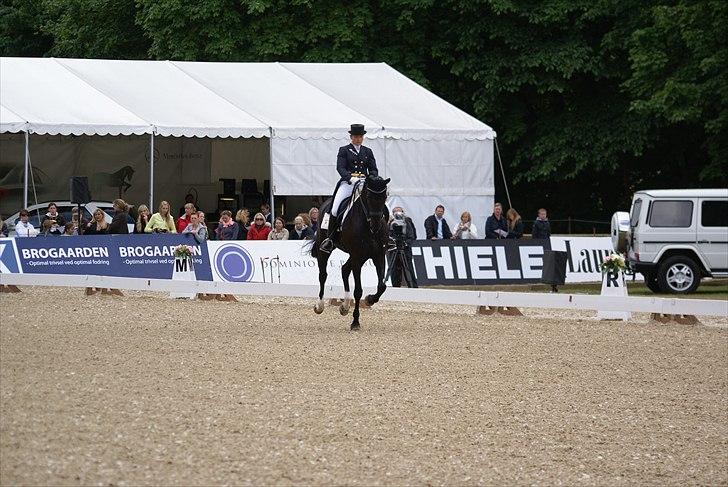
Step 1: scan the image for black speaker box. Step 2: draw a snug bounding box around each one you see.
[541,250,567,285]
[70,176,91,204]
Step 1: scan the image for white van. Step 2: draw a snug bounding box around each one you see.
[614,189,728,294]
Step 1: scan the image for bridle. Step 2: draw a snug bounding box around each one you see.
[359,181,388,235]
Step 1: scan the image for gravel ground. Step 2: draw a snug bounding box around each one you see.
[1,287,727,486]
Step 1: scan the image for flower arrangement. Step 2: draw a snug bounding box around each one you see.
[173,244,194,258]
[601,253,626,273]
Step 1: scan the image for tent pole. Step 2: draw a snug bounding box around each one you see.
[494,137,512,209]
[269,129,275,222]
[149,132,155,210]
[23,131,29,209]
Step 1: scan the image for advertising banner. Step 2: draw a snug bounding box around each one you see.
[549,236,638,282]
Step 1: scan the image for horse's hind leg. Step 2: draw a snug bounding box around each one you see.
[340,258,353,316]
[314,253,330,314]
[366,251,387,306]
[351,264,363,331]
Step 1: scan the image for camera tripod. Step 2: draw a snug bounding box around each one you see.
[385,245,417,288]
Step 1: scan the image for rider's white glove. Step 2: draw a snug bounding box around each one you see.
[349,176,359,184]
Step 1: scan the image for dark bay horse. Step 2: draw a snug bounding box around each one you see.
[311,176,391,330]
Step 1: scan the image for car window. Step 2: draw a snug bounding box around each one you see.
[648,200,693,227]
[630,199,642,227]
[701,200,728,227]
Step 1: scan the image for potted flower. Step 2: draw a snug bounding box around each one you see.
[173,244,194,259]
[600,253,626,274]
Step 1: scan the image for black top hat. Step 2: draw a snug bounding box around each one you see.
[349,124,366,135]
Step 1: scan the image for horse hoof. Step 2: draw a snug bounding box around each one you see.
[350,323,361,331]
[339,305,349,316]
[365,295,376,306]
[313,305,324,314]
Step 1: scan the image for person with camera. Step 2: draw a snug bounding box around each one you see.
[145,200,177,233]
[387,206,418,288]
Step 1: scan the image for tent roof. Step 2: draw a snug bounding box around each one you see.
[0,104,25,133]
[0,57,495,140]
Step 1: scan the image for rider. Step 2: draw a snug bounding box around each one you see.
[320,123,379,253]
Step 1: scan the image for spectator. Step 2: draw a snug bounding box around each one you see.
[38,219,56,237]
[424,205,452,240]
[0,214,7,237]
[62,222,76,236]
[176,203,196,233]
[388,206,418,288]
[485,202,508,239]
[198,211,206,225]
[453,211,479,239]
[135,205,150,234]
[247,212,272,240]
[182,212,208,244]
[84,209,109,235]
[532,208,551,239]
[309,207,319,233]
[70,207,87,235]
[506,208,524,239]
[235,209,249,240]
[41,202,66,234]
[178,193,198,217]
[15,209,36,237]
[289,215,314,240]
[268,216,289,240]
[260,203,272,224]
[215,210,239,240]
[108,198,130,234]
[145,201,176,233]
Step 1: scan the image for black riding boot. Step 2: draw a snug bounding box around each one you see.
[320,217,339,253]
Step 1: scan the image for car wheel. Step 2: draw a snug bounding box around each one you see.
[643,272,662,293]
[657,256,701,294]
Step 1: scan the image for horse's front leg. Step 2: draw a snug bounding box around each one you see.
[351,264,363,331]
[340,258,353,316]
[365,251,387,306]
[314,253,330,314]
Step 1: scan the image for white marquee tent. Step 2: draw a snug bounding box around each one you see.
[0,57,496,234]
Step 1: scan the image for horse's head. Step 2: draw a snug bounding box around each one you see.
[362,176,390,219]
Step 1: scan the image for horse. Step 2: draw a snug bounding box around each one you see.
[311,176,391,330]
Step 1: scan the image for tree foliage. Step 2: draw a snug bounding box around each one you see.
[1,0,725,220]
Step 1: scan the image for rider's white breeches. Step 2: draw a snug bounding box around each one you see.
[331,182,354,216]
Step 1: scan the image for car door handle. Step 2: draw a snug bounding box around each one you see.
[698,240,709,243]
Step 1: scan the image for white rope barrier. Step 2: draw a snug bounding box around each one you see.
[2,273,726,318]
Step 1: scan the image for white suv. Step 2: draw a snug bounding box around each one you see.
[616,189,728,294]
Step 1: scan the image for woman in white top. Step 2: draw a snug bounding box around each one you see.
[453,211,479,239]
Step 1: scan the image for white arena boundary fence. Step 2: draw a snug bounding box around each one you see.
[2,273,726,318]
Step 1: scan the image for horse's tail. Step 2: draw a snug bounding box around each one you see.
[307,198,332,259]
[305,238,318,258]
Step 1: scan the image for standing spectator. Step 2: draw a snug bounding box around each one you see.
[309,207,319,233]
[84,209,109,235]
[532,208,551,239]
[0,214,8,237]
[38,219,56,237]
[247,212,272,240]
[145,201,176,233]
[15,209,36,237]
[71,207,87,235]
[108,198,130,234]
[62,223,76,236]
[424,205,452,240]
[388,207,418,288]
[235,209,249,240]
[182,212,208,244]
[453,211,479,239]
[506,208,524,239]
[268,217,289,240]
[178,193,198,217]
[215,210,239,240]
[41,202,66,234]
[485,202,508,239]
[289,215,314,240]
[135,205,150,234]
[260,203,272,224]
[176,203,196,233]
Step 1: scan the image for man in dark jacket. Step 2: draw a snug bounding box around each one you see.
[424,205,452,240]
[108,199,130,234]
[388,206,418,287]
[485,202,508,239]
[532,208,551,239]
[320,124,378,253]
[290,216,314,240]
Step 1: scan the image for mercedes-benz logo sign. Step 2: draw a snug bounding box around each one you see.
[213,245,254,282]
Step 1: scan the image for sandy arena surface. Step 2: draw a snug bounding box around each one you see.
[1,287,727,486]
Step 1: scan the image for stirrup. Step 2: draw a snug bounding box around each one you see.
[320,238,335,253]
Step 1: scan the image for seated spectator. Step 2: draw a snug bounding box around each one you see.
[178,194,199,217]
[424,205,452,240]
[215,210,239,240]
[532,208,551,239]
[176,203,196,233]
[135,205,150,234]
[247,212,271,240]
[182,212,208,243]
[145,200,176,233]
[84,209,109,235]
[14,209,36,237]
[485,202,508,239]
[70,207,87,234]
[289,215,314,240]
[235,209,249,240]
[109,198,130,234]
[38,219,57,237]
[506,208,524,239]
[453,211,479,239]
[260,203,272,224]
[62,222,76,236]
[0,214,7,237]
[309,207,319,233]
[41,202,66,234]
[268,216,289,240]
